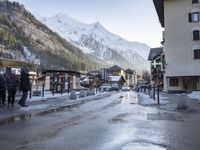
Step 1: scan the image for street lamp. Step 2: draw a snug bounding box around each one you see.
[34,57,41,92]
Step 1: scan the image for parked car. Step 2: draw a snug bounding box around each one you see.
[122,85,130,91]
[100,83,111,92]
[110,83,119,91]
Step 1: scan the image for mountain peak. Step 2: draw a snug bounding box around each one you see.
[54,13,70,19]
[91,21,108,33]
[40,14,150,72]
[94,21,101,26]
[93,21,104,29]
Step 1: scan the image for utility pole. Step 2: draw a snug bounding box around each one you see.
[153,85,156,100]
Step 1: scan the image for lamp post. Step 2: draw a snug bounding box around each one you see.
[34,57,41,92]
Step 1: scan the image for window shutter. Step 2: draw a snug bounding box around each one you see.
[192,0,198,4]
[188,13,192,22]
[193,30,200,40]
[194,49,200,59]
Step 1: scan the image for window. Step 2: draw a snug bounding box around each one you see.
[193,30,200,40]
[189,12,200,22]
[192,0,198,4]
[194,49,200,59]
[169,78,179,87]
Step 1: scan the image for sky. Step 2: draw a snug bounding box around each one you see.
[13,0,163,48]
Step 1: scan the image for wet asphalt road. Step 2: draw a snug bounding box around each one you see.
[0,91,200,150]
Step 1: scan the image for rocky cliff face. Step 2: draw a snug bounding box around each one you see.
[0,1,97,71]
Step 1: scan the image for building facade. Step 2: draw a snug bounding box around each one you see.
[125,69,137,87]
[42,70,81,92]
[107,65,126,79]
[153,0,200,92]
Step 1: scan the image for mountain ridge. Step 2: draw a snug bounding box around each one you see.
[40,14,150,72]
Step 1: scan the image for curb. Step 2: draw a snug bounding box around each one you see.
[0,93,112,126]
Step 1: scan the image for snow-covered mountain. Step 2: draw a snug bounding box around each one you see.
[39,14,150,72]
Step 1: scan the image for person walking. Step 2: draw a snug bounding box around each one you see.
[0,71,6,106]
[18,67,30,107]
[6,72,19,107]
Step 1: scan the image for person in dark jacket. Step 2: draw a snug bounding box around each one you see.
[6,72,19,107]
[18,67,30,107]
[0,72,6,106]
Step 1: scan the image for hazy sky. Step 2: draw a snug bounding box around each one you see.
[13,0,163,47]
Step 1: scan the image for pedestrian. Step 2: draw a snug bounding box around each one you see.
[0,71,6,106]
[18,67,30,107]
[6,71,19,107]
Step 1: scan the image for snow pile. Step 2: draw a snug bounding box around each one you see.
[138,92,168,105]
[187,91,200,101]
[26,91,69,102]
[20,104,49,111]
[138,92,156,105]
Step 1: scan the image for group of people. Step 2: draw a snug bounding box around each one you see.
[0,67,30,107]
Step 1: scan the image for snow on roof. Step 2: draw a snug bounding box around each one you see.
[108,65,124,72]
[82,77,89,82]
[110,76,121,81]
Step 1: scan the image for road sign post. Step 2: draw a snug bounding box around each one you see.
[156,68,161,105]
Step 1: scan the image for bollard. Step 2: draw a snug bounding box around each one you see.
[90,90,95,95]
[69,90,77,100]
[86,90,91,96]
[79,90,86,98]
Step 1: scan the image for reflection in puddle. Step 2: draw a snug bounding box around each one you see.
[122,141,167,150]
[0,114,32,125]
[0,106,71,126]
[147,112,184,122]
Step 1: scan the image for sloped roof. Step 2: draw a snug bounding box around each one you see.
[42,69,81,76]
[108,65,124,72]
[153,0,164,27]
[125,68,135,74]
[148,47,163,61]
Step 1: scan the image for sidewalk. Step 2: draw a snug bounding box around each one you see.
[138,91,200,113]
[0,91,112,125]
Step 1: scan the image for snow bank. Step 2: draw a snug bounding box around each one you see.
[26,91,69,102]
[187,91,200,101]
[138,92,168,105]
[20,104,49,111]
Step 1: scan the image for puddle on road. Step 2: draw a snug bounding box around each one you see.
[36,106,70,116]
[121,141,167,150]
[109,111,148,124]
[109,113,130,124]
[147,112,184,122]
[0,106,72,126]
[111,118,128,123]
[0,114,32,125]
